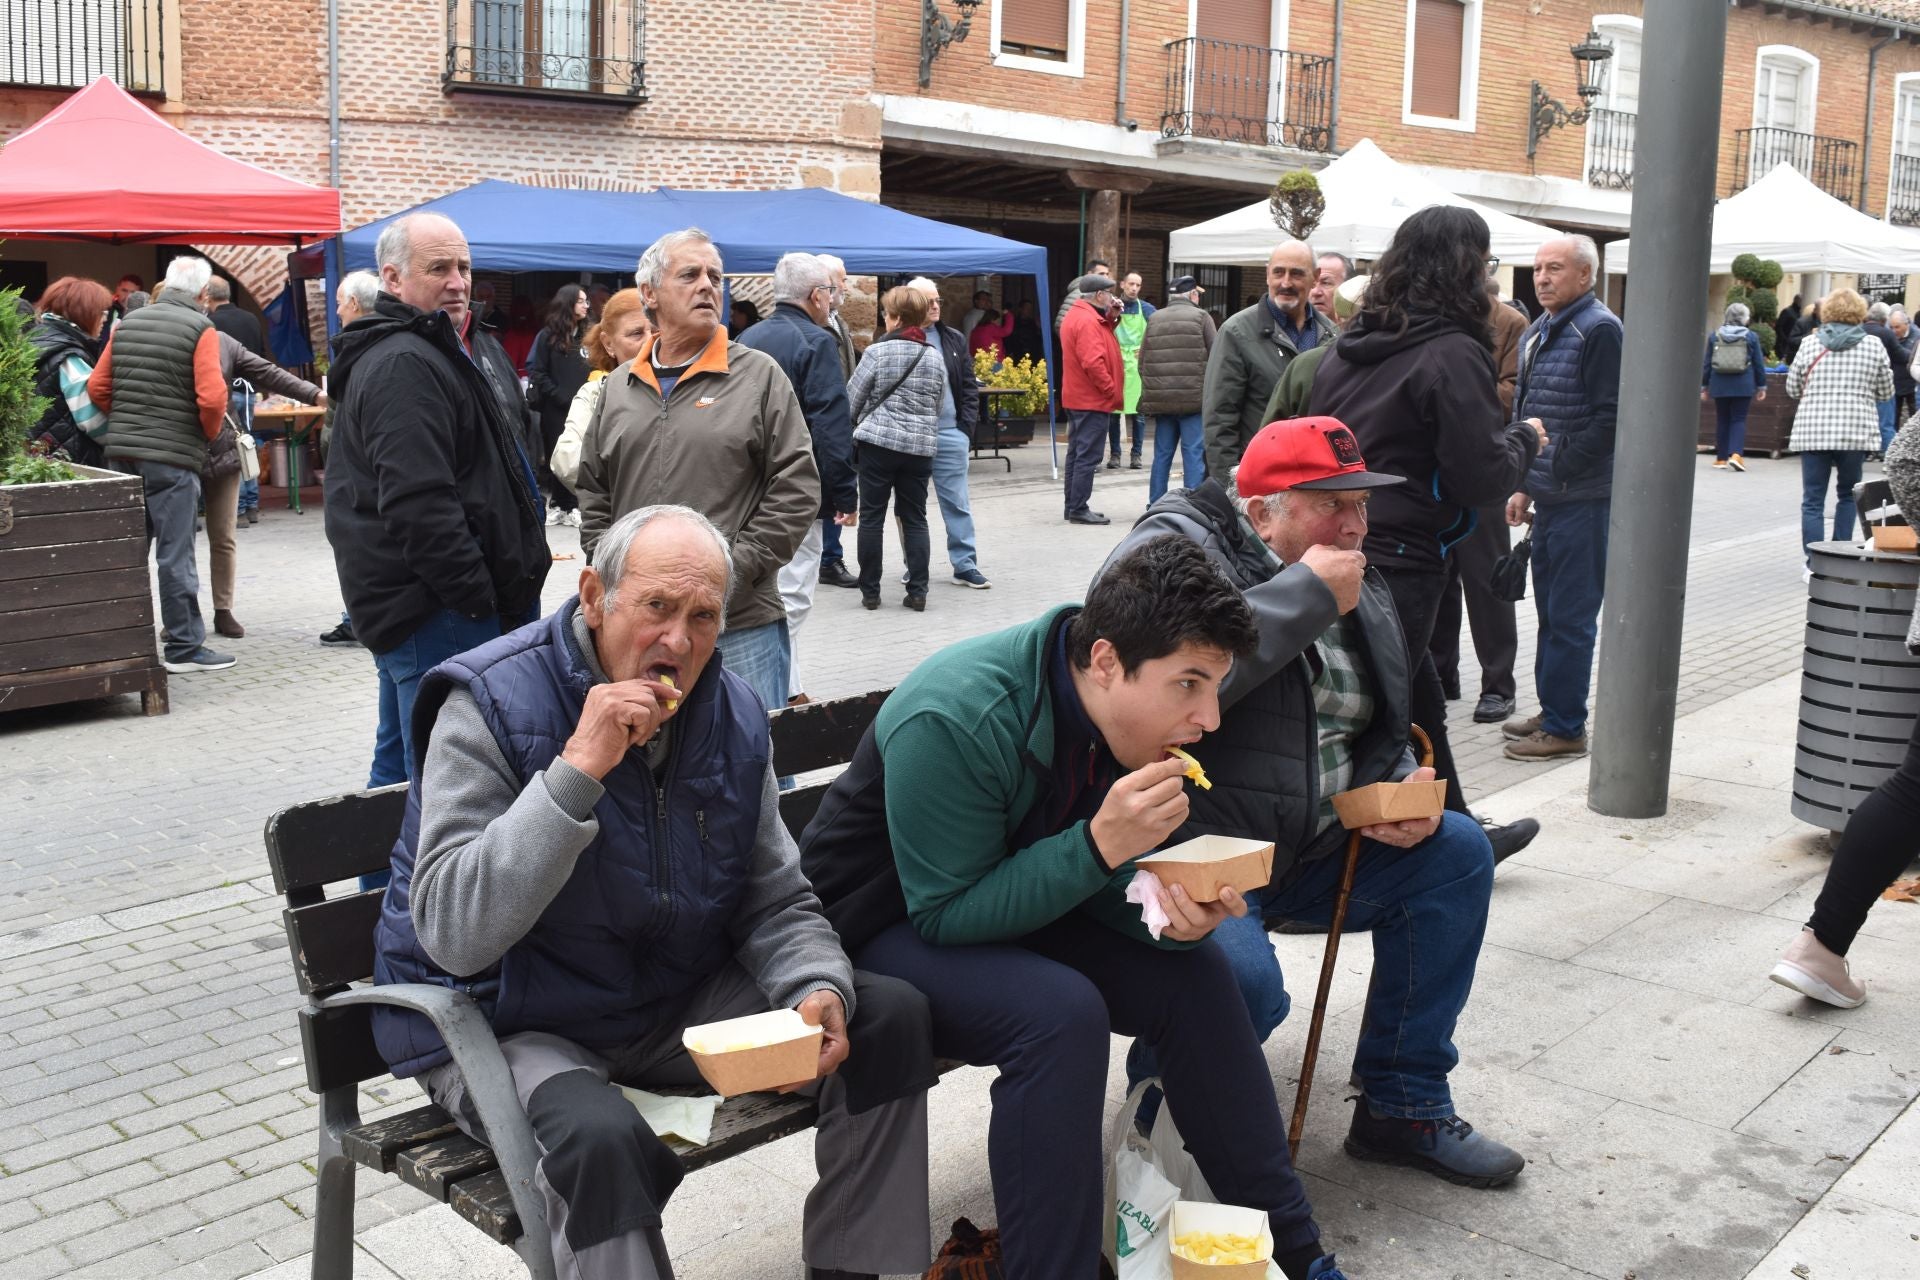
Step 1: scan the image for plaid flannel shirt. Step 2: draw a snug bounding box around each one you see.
[1787,336,1895,453]
[1310,614,1376,835]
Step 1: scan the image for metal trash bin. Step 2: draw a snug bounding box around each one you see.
[1792,540,1920,833]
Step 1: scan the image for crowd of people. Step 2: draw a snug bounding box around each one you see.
[23,202,1920,1280]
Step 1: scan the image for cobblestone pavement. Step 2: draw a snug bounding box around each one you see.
[0,443,1854,1277]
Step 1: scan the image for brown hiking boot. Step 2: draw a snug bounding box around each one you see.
[213,609,246,639]
[1504,730,1587,761]
[1500,713,1542,740]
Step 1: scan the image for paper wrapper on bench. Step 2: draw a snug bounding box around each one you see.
[1330,779,1448,829]
[681,1009,822,1098]
[1138,836,1275,903]
[1859,479,1917,550]
[1169,1201,1273,1279]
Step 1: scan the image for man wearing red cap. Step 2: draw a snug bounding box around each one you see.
[1098,416,1527,1190]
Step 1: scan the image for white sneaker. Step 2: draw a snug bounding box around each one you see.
[547,506,565,526]
[562,509,581,527]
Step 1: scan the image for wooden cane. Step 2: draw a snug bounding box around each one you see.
[1288,726,1435,1158]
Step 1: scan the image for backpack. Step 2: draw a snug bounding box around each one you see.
[1712,332,1750,375]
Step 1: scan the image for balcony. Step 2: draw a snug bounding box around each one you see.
[444,0,647,104]
[0,0,167,95]
[1733,126,1858,205]
[1160,37,1333,153]
[1890,153,1920,227]
[1585,107,1635,190]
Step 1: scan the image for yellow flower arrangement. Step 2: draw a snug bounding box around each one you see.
[972,348,1051,418]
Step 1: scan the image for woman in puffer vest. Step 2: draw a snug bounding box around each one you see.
[1787,287,1894,561]
[846,285,945,611]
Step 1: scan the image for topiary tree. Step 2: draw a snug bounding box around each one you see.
[1270,169,1326,242]
[1751,320,1777,359]
[1750,259,1784,290]
[1746,286,1779,328]
[1730,253,1763,286]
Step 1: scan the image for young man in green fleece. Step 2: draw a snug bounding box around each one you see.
[799,534,1348,1280]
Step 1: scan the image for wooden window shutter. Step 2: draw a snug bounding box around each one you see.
[1001,0,1071,55]
[1410,0,1466,119]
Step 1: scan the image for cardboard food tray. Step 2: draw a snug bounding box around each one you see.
[1138,835,1275,902]
[681,1009,822,1097]
[1871,524,1919,551]
[1169,1201,1273,1279]
[1330,778,1448,829]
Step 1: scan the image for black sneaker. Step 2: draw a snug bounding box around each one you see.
[162,647,237,674]
[1067,510,1111,525]
[1344,1098,1525,1188]
[319,620,360,647]
[818,561,859,589]
[903,594,927,612]
[1479,815,1540,865]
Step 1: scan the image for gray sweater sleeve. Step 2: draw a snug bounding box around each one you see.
[728,764,857,1019]
[410,690,606,977]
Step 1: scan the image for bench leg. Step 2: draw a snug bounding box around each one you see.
[311,1085,358,1280]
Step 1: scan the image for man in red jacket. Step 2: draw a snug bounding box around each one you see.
[1060,274,1123,525]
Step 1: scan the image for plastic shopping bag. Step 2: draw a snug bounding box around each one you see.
[1104,1080,1181,1278]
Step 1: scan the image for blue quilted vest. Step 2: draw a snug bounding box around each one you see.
[1517,291,1622,507]
[370,600,772,1078]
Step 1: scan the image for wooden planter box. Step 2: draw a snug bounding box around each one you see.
[1697,370,1794,457]
[0,464,168,716]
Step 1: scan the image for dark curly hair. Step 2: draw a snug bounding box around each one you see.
[1070,535,1258,673]
[1352,204,1493,350]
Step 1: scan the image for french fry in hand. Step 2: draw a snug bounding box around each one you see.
[1167,746,1212,790]
[660,672,679,712]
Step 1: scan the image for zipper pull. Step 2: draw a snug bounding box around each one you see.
[655,786,667,822]
[696,810,708,841]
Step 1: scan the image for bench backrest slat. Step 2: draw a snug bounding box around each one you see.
[766,689,887,775]
[287,892,386,994]
[265,784,409,895]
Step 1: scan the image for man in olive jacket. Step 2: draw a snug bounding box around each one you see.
[1137,274,1217,503]
[1203,240,1336,481]
[575,228,819,715]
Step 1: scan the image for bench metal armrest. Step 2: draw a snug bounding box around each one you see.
[320,984,554,1276]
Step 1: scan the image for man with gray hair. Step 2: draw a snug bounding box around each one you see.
[334,269,380,327]
[1503,233,1621,761]
[739,252,857,702]
[576,228,819,716]
[1204,240,1336,480]
[204,274,267,359]
[906,275,989,587]
[370,504,933,1280]
[324,211,551,794]
[815,254,859,588]
[1866,300,1911,450]
[87,254,237,673]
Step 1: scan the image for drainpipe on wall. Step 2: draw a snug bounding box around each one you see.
[1330,0,1344,152]
[326,0,343,295]
[1114,0,1133,128]
[1864,35,1893,211]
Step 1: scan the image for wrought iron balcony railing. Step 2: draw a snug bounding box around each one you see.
[1585,107,1635,190]
[444,0,647,103]
[1889,152,1920,227]
[1733,126,1858,205]
[1160,37,1333,153]
[1,0,166,94]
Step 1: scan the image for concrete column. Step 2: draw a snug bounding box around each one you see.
[1588,0,1728,817]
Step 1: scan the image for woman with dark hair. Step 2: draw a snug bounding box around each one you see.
[526,284,592,525]
[27,276,114,468]
[1306,204,1545,828]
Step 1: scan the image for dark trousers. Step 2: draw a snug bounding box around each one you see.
[856,443,932,598]
[1374,564,1468,813]
[1431,511,1518,703]
[1107,412,1142,460]
[1531,498,1610,740]
[858,914,1320,1280]
[1810,713,1920,955]
[1063,408,1109,516]
[1713,396,1752,461]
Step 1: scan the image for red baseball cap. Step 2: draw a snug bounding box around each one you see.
[1236,416,1405,496]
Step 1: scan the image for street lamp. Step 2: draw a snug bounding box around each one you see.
[920,0,983,88]
[1527,28,1614,158]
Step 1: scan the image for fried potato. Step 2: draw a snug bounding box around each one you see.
[1166,746,1212,790]
[1171,1231,1265,1264]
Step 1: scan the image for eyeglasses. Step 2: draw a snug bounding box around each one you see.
[1486,257,1502,277]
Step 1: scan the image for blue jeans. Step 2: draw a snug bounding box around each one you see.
[1712,396,1751,461]
[716,619,791,715]
[128,460,205,662]
[369,609,519,788]
[930,426,979,574]
[1107,413,1140,460]
[1150,413,1207,505]
[238,477,260,515]
[1879,399,1899,454]
[1532,498,1610,740]
[1799,449,1867,556]
[820,517,845,569]
[1150,811,1494,1121]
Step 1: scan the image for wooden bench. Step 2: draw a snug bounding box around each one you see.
[266,689,891,1280]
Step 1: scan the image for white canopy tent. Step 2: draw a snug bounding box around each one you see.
[1167,138,1561,267]
[1609,162,1920,275]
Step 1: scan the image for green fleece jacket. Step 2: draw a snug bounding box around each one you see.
[876,604,1182,949]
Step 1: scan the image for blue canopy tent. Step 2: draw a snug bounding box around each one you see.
[327,181,1057,465]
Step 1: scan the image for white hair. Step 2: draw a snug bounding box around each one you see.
[772,252,830,303]
[1228,466,1292,520]
[1724,302,1751,327]
[635,228,718,291]
[906,276,939,297]
[816,254,846,275]
[374,219,411,274]
[338,270,380,312]
[592,505,733,628]
[1554,234,1601,278]
[1868,301,1892,323]
[162,256,212,298]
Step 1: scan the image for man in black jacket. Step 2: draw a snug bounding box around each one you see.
[740,252,858,703]
[323,212,550,792]
[908,277,989,589]
[1099,417,1527,1192]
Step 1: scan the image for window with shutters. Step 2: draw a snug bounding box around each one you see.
[1889,73,1920,225]
[991,0,1085,77]
[1753,46,1817,135]
[1401,0,1480,130]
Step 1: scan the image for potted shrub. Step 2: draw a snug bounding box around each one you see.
[971,348,1049,448]
[0,285,169,716]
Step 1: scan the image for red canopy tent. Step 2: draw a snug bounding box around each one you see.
[0,77,341,245]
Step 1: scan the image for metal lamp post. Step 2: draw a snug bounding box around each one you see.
[1527,28,1614,158]
[920,0,983,88]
